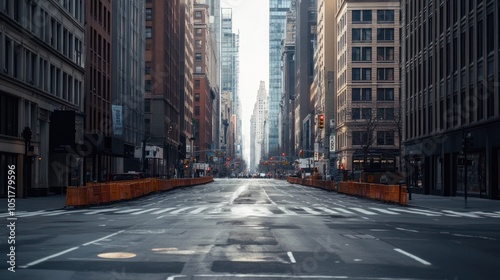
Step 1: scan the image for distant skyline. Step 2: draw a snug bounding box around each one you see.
[221,0,269,166]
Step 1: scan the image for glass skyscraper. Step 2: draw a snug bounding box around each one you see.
[268,0,292,157]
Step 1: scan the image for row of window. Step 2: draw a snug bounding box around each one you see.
[352,10,395,23]
[352,47,395,62]
[2,33,82,106]
[1,1,84,67]
[353,28,395,42]
[352,131,395,146]
[353,68,395,81]
[352,88,394,102]
[351,108,394,121]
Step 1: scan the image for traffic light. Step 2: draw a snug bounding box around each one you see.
[318,114,325,129]
[299,149,303,158]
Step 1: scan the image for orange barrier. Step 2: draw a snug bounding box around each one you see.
[287,177,407,205]
[66,176,214,207]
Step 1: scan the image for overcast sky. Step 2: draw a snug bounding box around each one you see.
[221,0,270,166]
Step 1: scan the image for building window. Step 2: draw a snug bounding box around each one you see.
[195,66,202,73]
[195,11,202,18]
[352,10,372,23]
[377,88,394,101]
[377,131,394,145]
[145,63,151,74]
[194,106,200,116]
[194,80,200,89]
[195,53,202,61]
[145,80,152,92]
[352,88,372,101]
[377,10,394,22]
[145,27,152,38]
[195,40,202,48]
[352,47,371,61]
[352,131,370,145]
[195,28,202,36]
[377,47,394,61]
[145,99,151,112]
[0,93,19,137]
[377,108,394,120]
[352,28,371,41]
[146,8,152,20]
[352,68,371,81]
[377,68,394,81]
[377,28,394,41]
[194,93,200,101]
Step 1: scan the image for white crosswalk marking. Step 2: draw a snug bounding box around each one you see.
[16,211,48,217]
[84,208,121,215]
[331,207,355,214]
[189,206,208,214]
[41,210,67,216]
[369,207,400,215]
[473,211,500,218]
[278,206,298,215]
[131,208,161,215]
[350,207,377,215]
[442,210,482,218]
[315,206,340,214]
[170,206,195,214]
[114,208,143,214]
[151,207,176,214]
[300,207,322,215]
[388,208,441,216]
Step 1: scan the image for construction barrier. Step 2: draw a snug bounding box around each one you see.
[287,177,407,205]
[66,176,214,207]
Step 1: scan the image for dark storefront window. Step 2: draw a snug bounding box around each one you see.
[0,93,19,137]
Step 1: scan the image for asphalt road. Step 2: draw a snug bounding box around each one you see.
[1,178,499,280]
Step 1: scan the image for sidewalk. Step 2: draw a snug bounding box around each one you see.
[2,194,67,213]
[406,193,500,212]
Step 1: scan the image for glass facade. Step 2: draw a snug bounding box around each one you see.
[269,0,292,156]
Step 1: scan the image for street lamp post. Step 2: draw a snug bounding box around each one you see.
[22,127,32,198]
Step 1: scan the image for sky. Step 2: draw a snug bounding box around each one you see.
[221,0,270,166]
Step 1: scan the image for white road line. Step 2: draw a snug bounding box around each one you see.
[287,251,296,263]
[331,207,355,214]
[396,227,419,233]
[260,184,277,205]
[170,206,195,214]
[300,207,322,215]
[189,207,209,214]
[19,247,79,268]
[131,208,161,215]
[15,210,48,217]
[114,208,143,214]
[166,275,187,280]
[369,207,400,215]
[82,230,125,246]
[316,207,340,214]
[349,207,377,215]
[394,248,431,265]
[151,207,176,214]
[442,210,482,218]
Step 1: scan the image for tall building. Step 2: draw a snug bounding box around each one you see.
[280,2,297,159]
[294,0,316,159]
[180,0,195,176]
[207,0,221,155]
[84,0,113,183]
[221,8,240,160]
[402,0,500,198]
[313,0,336,175]
[111,0,145,173]
[334,0,401,173]
[251,81,268,170]
[193,0,215,162]
[143,0,181,177]
[1,0,85,196]
[269,0,292,158]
